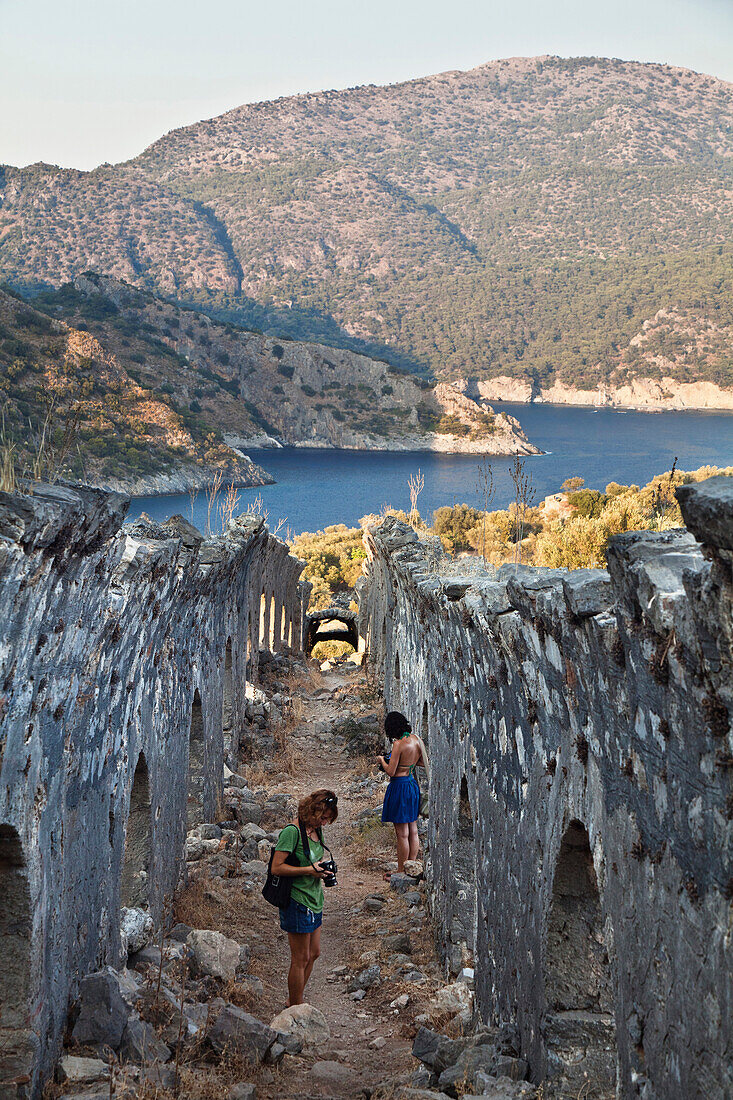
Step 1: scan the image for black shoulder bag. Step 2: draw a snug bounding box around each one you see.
[262,820,313,908]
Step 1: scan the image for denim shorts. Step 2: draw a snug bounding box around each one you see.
[279,899,323,934]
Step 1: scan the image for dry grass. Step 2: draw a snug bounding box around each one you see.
[346,817,393,869]
[174,869,253,936]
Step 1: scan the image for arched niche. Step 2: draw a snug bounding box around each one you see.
[0,824,36,1093]
[188,689,205,827]
[448,776,477,974]
[222,641,234,763]
[544,820,616,1096]
[121,755,152,909]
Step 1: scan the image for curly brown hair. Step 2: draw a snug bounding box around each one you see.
[298,788,338,826]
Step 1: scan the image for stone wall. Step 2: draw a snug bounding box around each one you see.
[359,476,733,1100]
[0,483,306,1096]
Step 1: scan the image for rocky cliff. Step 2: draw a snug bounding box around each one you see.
[7,275,536,479]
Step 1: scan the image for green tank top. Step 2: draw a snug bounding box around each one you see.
[274,824,325,913]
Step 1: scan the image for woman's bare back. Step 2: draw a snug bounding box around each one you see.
[393,733,423,774]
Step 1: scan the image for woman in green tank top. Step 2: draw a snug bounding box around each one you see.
[271,788,338,1006]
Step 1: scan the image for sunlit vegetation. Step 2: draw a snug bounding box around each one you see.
[292,467,733,609]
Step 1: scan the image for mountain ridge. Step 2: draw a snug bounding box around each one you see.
[2,55,732,395]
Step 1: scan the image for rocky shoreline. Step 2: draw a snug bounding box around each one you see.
[89,458,275,497]
[465,375,733,412]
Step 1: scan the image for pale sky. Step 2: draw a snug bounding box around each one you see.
[1,0,732,170]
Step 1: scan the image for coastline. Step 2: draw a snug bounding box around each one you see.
[470,376,733,413]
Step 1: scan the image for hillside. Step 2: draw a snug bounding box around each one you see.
[2,56,733,397]
[0,285,273,494]
[0,276,534,492]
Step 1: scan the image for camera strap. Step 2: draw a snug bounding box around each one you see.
[297,819,332,869]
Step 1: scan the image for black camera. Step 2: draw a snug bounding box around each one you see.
[320,857,338,887]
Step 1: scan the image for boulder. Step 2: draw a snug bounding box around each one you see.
[191,823,222,840]
[429,982,474,1019]
[466,1077,536,1099]
[116,969,142,1009]
[119,1015,172,1064]
[438,1045,525,1094]
[185,835,207,861]
[269,1003,330,1049]
[168,922,192,943]
[385,932,412,955]
[393,1091,452,1100]
[187,930,241,981]
[208,1005,277,1063]
[390,873,420,894]
[232,802,263,826]
[228,1085,257,1100]
[346,964,381,993]
[403,859,424,879]
[120,908,153,954]
[240,823,267,842]
[71,968,130,1049]
[310,1061,353,1089]
[58,1056,109,1084]
[240,860,267,880]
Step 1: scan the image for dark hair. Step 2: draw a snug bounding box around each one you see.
[298,788,338,826]
[385,710,412,738]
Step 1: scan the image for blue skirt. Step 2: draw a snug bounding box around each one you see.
[279,899,323,934]
[381,774,420,824]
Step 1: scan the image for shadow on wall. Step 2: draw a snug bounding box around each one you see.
[544,821,616,1096]
[0,824,36,1093]
[223,640,234,767]
[188,691,205,828]
[120,756,152,910]
[447,777,477,975]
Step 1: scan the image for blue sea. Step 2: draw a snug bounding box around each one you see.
[129,404,733,536]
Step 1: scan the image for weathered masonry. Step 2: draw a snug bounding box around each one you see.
[0,484,306,1096]
[360,476,733,1100]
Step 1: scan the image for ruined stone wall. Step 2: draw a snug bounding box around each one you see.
[0,484,306,1095]
[360,477,733,1100]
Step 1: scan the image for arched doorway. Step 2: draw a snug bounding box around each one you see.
[0,824,35,1095]
[544,821,616,1096]
[121,755,152,909]
[188,690,205,826]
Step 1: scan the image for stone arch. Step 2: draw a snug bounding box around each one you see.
[544,820,616,1095]
[121,755,151,909]
[305,613,358,658]
[188,689,205,826]
[0,824,36,1093]
[448,776,477,974]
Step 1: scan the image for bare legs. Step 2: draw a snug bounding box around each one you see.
[286,927,321,1006]
[394,822,410,871]
[408,820,420,861]
[385,820,421,880]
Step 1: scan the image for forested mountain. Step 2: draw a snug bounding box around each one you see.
[1,56,732,391]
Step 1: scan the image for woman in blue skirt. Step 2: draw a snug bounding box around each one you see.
[378,711,428,880]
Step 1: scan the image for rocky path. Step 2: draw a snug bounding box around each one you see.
[175,659,446,1100]
[56,656,531,1100]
